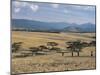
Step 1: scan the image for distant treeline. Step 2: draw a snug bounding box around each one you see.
[12,28,95,33]
[12,28,61,33]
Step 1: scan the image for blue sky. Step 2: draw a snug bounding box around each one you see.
[12,1,96,24]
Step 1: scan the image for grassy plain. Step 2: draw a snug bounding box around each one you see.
[12,31,96,74]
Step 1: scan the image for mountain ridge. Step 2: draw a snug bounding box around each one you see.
[12,19,96,33]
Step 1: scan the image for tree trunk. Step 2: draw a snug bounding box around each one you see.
[62,52,64,56]
[91,51,93,56]
[77,52,79,56]
[72,52,73,57]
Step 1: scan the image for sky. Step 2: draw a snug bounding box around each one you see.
[12,1,96,24]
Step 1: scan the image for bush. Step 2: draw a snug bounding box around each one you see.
[12,42,23,52]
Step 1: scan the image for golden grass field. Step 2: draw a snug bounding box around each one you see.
[12,31,96,74]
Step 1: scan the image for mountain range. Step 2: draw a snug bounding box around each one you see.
[12,19,96,33]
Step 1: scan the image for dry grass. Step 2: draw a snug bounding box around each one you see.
[12,31,95,49]
[12,31,96,74]
[12,55,95,74]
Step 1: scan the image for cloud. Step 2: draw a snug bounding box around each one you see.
[14,8,20,13]
[51,4,59,8]
[30,4,39,12]
[13,1,30,7]
[13,1,39,13]
[13,1,28,13]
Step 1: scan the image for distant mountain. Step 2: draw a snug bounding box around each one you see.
[63,23,96,32]
[78,23,96,32]
[12,19,96,33]
[63,26,81,32]
[12,19,71,30]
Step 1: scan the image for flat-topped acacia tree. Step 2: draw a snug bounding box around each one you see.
[73,40,83,56]
[66,40,84,56]
[47,42,58,50]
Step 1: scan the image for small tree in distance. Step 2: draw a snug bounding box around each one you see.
[38,45,47,51]
[89,41,96,46]
[29,47,39,56]
[12,42,23,52]
[47,42,58,50]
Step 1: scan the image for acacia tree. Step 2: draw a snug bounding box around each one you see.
[29,47,39,56]
[38,45,47,51]
[89,41,96,46]
[81,42,89,47]
[66,42,75,56]
[12,42,23,52]
[47,42,58,50]
[66,40,84,56]
[73,40,83,56]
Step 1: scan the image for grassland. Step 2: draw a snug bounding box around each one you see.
[12,31,96,74]
[12,31,95,49]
